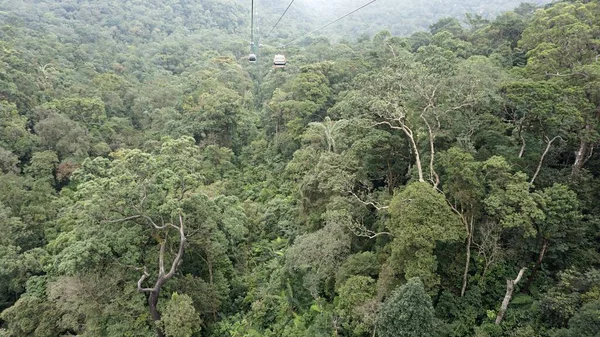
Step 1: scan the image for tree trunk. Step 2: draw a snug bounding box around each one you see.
[461,234,471,297]
[207,255,214,285]
[572,121,595,176]
[148,290,164,337]
[461,217,473,297]
[495,267,527,325]
[572,138,589,176]
[518,122,526,158]
[530,136,561,185]
[519,135,526,158]
[524,239,548,293]
[375,120,423,182]
[332,316,340,337]
[421,114,439,187]
[137,213,187,337]
[404,128,424,182]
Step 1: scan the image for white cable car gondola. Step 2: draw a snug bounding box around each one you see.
[249,54,257,63]
[273,54,287,68]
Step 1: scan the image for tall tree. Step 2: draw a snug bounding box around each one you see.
[388,182,463,288]
[52,137,215,337]
[518,1,600,175]
[377,277,435,337]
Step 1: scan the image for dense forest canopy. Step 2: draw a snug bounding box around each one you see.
[1,0,600,337]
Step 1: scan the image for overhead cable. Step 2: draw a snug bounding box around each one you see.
[282,0,377,48]
[265,0,297,39]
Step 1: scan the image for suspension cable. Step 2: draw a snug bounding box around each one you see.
[264,0,296,39]
[250,0,255,46]
[282,0,377,48]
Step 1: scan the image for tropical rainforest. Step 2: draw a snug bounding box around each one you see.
[0,0,599,336]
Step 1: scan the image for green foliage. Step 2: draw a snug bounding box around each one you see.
[388,182,464,288]
[0,296,61,337]
[540,268,600,328]
[158,293,201,337]
[519,1,600,77]
[286,221,351,297]
[336,276,377,337]
[377,277,435,337]
[559,300,600,337]
[482,158,543,236]
[335,252,379,289]
[0,101,36,157]
[0,1,599,336]
[34,112,91,160]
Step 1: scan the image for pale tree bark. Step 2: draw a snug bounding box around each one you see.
[572,109,599,176]
[309,117,344,153]
[347,192,394,239]
[375,120,424,182]
[388,44,397,58]
[374,95,472,185]
[572,132,591,176]
[137,213,187,337]
[438,188,475,297]
[332,315,340,337]
[461,215,474,297]
[349,191,390,211]
[518,123,526,158]
[436,185,477,297]
[473,220,502,282]
[452,207,474,297]
[417,88,440,188]
[407,127,425,183]
[519,135,526,158]
[495,267,527,325]
[421,113,440,188]
[530,135,563,185]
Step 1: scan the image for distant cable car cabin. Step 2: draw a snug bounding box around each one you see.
[273,54,287,68]
[249,54,257,63]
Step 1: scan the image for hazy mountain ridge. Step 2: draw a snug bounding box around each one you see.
[250,0,555,41]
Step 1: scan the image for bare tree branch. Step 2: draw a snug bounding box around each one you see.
[158,234,166,276]
[530,135,563,185]
[388,44,396,58]
[348,220,394,239]
[137,269,153,293]
[373,119,424,182]
[102,214,171,230]
[349,191,389,210]
[142,215,169,229]
[103,215,142,223]
[165,213,186,279]
[473,220,502,281]
[434,186,475,297]
[495,267,527,325]
[135,212,187,337]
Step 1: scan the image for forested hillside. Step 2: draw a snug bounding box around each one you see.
[1,1,600,337]
[267,0,554,38]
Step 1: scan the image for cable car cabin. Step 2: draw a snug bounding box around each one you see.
[248,54,257,63]
[273,54,287,68]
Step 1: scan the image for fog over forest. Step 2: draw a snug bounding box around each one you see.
[253,0,555,39]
